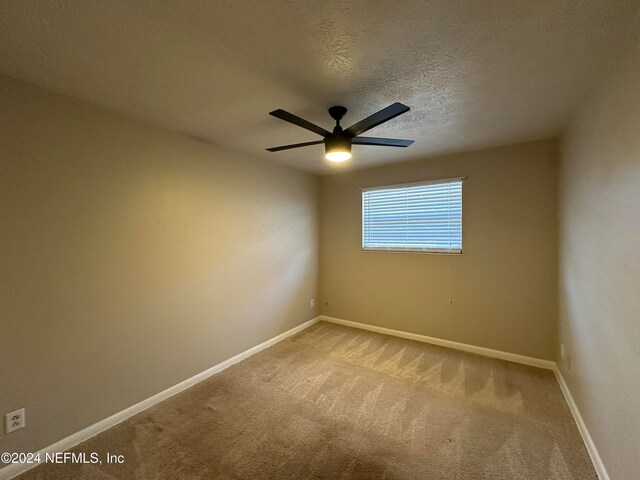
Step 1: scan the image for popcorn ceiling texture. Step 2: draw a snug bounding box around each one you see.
[0,0,638,173]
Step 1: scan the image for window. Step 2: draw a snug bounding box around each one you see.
[361,177,463,254]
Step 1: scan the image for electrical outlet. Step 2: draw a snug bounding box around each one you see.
[310,298,315,308]
[5,408,25,434]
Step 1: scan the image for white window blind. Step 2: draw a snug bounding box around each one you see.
[362,178,463,254]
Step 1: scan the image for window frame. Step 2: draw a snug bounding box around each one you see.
[360,177,465,255]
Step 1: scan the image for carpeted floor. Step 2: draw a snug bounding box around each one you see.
[16,321,596,479]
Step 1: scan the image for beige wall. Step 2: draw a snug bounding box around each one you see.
[320,140,558,360]
[558,17,640,480]
[0,75,319,455]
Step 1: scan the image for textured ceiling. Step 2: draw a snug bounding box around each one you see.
[1,0,638,174]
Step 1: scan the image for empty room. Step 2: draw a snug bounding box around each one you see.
[1,1,639,479]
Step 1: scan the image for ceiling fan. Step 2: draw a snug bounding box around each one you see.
[266,103,414,163]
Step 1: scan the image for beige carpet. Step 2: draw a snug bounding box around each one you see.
[16,321,595,479]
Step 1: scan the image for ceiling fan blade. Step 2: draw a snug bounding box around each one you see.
[345,103,410,137]
[269,109,331,137]
[266,140,324,152]
[352,137,414,147]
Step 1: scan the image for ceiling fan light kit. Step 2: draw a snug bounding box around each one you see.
[267,103,414,165]
[324,137,352,163]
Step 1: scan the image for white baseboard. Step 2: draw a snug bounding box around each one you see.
[319,315,555,370]
[552,366,609,480]
[0,316,321,480]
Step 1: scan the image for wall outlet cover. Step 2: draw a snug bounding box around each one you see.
[5,408,25,434]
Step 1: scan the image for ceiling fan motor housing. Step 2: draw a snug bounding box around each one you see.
[325,132,352,156]
[325,105,352,157]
